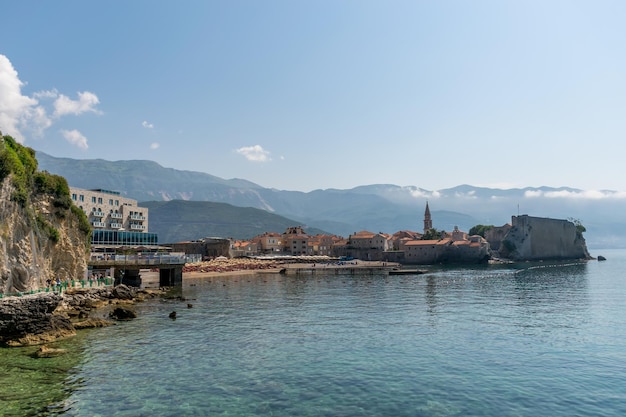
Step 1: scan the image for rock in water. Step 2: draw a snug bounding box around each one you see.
[169,311,177,319]
[109,306,137,321]
[0,293,76,347]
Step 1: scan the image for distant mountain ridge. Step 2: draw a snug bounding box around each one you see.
[36,152,626,248]
[141,200,327,243]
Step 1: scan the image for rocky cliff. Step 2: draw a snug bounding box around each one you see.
[0,135,90,295]
[498,215,591,261]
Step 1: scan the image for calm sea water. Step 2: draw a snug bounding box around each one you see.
[2,249,626,417]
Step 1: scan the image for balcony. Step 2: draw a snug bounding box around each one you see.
[92,211,105,218]
[130,214,146,221]
[110,213,123,219]
[110,222,123,229]
[130,224,146,230]
[92,221,106,228]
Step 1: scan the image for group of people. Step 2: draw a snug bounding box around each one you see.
[44,272,112,293]
[45,277,63,291]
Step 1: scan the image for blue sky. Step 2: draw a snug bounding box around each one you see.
[2,1,626,193]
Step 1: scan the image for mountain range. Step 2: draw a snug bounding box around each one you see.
[35,152,626,249]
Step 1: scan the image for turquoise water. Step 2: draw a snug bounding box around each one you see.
[5,249,626,416]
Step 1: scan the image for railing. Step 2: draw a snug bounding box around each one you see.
[130,215,145,220]
[110,213,123,219]
[92,221,106,228]
[89,252,189,266]
[91,211,105,218]
[0,277,115,298]
[130,224,146,230]
[110,222,123,228]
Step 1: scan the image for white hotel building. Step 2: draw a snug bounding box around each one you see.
[70,187,156,247]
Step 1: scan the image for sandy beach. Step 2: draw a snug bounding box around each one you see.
[181,258,400,279]
[182,258,284,279]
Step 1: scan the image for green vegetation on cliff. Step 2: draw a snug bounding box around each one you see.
[0,133,91,244]
[0,135,37,205]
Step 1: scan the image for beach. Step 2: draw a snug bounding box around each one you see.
[182,257,400,279]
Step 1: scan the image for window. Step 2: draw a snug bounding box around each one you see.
[115,200,119,206]
[98,197,103,204]
[91,196,96,203]
[109,199,113,205]
[71,193,77,201]
[79,195,84,202]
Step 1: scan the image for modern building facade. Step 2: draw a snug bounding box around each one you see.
[70,187,156,248]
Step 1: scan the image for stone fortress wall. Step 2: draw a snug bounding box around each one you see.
[503,215,590,261]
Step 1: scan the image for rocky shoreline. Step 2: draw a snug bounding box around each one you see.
[0,284,163,347]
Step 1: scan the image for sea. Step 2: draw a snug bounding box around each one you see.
[2,248,626,417]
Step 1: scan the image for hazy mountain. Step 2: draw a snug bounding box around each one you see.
[36,152,626,249]
[141,200,327,243]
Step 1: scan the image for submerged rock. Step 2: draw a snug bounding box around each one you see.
[32,345,68,358]
[73,318,115,329]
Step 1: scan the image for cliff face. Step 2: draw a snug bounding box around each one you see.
[0,136,90,294]
[0,178,89,294]
[499,215,591,261]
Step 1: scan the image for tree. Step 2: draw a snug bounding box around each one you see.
[421,228,444,240]
[468,224,494,238]
[567,218,586,238]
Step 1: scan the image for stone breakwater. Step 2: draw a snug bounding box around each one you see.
[183,258,283,274]
[0,285,162,347]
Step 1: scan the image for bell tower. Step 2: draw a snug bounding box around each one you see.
[423,202,432,233]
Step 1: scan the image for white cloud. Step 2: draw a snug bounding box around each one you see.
[53,91,101,117]
[0,54,39,142]
[409,189,441,199]
[33,89,59,99]
[524,189,626,200]
[454,190,477,199]
[61,129,88,150]
[236,145,271,162]
[142,121,154,129]
[150,142,160,150]
[524,190,543,198]
[0,54,101,143]
[26,105,53,137]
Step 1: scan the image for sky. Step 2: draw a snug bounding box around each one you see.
[1,0,626,193]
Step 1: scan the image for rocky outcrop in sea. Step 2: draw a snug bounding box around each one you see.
[0,284,162,347]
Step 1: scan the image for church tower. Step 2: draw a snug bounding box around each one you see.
[423,202,432,233]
